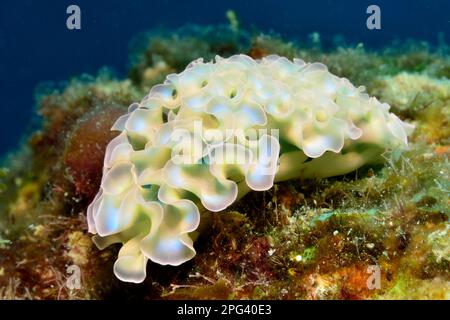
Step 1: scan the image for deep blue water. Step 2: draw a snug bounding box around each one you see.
[0,0,449,156]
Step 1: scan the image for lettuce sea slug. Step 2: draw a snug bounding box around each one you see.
[87,54,413,283]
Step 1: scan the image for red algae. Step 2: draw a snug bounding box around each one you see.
[64,106,124,200]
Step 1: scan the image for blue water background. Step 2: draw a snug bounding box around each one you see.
[0,0,448,156]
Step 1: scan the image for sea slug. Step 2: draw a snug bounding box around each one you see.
[87,54,413,283]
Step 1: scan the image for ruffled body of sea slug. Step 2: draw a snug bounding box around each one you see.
[87,54,414,283]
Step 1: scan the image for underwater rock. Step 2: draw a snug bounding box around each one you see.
[64,105,126,200]
[372,73,450,144]
[128,24,250,91]
[0,24,448,300]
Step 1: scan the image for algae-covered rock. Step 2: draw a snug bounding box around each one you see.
[0,22,448,300]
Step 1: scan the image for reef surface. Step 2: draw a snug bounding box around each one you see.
[0,22,448,300]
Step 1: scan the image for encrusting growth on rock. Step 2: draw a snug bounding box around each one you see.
[0,23,448,299]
